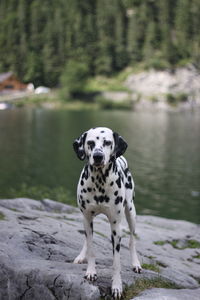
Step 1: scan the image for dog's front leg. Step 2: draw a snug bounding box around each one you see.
[111,222,122,299]
[82,215,97,282]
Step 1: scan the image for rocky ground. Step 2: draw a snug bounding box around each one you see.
[0,198,199,300]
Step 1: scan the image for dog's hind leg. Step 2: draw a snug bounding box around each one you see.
[125,190,142,273]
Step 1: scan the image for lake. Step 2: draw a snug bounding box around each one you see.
[0,107,199,223]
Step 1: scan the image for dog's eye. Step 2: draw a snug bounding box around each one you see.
[104,140,112,147]
[87,140,95,150]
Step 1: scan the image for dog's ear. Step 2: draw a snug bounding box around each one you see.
[113,132,128,158]
[73,131,87,160]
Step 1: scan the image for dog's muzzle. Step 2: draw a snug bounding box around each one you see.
[93,150,104,166]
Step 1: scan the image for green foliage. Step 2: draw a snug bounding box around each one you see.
[0,0,199,86]
[60,60,89,100]
[166,93,189,105]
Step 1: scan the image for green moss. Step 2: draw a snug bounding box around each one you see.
[169,239,200,249]
[142,263,160,273]
[123,278,180,300]
[192,253,200,259]
[154,240,166,246]
[0,211,5,220]
[186,240,200,248]
[154,239,200,249]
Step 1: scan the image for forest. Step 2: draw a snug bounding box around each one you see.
[0,0,199,87]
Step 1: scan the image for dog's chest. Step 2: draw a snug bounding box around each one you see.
[77,164,125,212]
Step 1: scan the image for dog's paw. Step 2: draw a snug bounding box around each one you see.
[84,272,97,282]
[73,255,87,264]
[112,286,122,299]
[133,264,142,273]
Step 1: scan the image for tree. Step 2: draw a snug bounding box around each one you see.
[60,60,89,99]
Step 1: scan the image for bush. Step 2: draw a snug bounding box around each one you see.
[60,60,89,100]
[166,93,188,105]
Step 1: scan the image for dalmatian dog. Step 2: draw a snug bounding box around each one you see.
[73,127,141,299]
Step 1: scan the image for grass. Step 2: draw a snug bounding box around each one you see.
[122,277,180,300]
[0,211,5,220]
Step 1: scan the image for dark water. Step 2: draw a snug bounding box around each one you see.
[0,108,200,223]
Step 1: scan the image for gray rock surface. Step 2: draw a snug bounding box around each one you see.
[0,198,199,299]
[125,64,200,111]
[132,288,200,300]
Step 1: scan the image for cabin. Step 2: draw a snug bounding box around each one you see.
[0,72,27,92]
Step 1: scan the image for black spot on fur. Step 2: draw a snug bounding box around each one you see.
[113,230,116,236]
[129,207,132,211]
[105,195,110,202]
[110,181,114,186]
[101,188,105,194]
[116,177,121,188]
[125,182,132,189]
[91,176,95,182]
[90,222,93,233]
[83,188,87,193]
[111,235,114,254]
[113,220,116,224]
[116,244,120,252]
[81,180,84,186]
[87,187,92,192]
[101,130,105,133]
[123,199,127,207]
[96,136,99,139]
[81,200,86,209]
[118,210,121,214]
[86,199,90,203]
[114,191,118,196]
[123,168,129,177]
[115,196,123,205]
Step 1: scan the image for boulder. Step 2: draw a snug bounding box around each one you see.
[0,198,199,299]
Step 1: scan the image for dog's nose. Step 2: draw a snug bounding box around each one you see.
[93,151,104,164]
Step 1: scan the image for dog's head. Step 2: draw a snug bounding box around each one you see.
[73,127,127,167]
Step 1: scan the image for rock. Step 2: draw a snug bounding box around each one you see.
[131,288,200,300]
[125,64,200,111]
[0,198,199,299]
